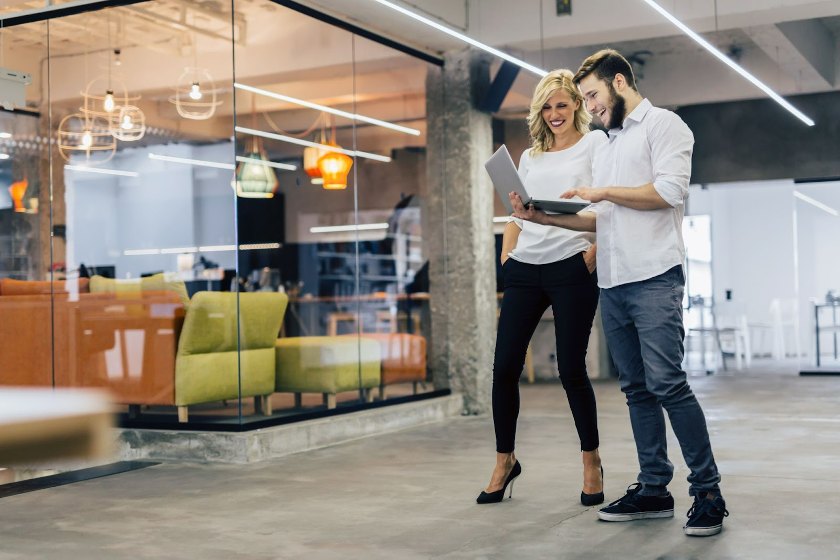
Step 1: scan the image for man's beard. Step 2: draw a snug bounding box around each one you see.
[606,82,627,129]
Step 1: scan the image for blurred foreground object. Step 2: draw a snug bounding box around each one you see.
[0,389,113,465]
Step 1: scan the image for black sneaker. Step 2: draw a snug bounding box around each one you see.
[598,483,675,522]
[684,493,729,536]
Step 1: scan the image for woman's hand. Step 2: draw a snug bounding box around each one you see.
[583,243,597,273]
[509,192,549,225]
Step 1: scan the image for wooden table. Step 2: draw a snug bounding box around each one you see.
[0,388,113,465]
[286,292,430,336]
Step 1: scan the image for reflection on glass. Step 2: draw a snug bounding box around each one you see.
[0,0,445,433]
[795,181,840,371]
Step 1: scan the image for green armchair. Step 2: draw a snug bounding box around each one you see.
[175,291,288,422]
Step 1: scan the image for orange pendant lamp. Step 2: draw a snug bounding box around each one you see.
[303,145,326,178]
[317,146,353,190]
[8,179,28,213]
[303,116,329,179]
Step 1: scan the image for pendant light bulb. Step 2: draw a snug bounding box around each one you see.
[120,114,133,130]
[114,49,122,67]
[189,82,203,101]
[81,129,93,148]
[104,90,116,113]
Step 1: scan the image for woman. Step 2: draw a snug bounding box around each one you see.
[477,69,606,505]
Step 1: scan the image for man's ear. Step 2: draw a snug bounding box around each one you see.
[613,73,627,92]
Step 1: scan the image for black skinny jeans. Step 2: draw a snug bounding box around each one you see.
[493,252,600,453]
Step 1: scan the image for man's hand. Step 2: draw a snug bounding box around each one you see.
[509,192,549,225]
[561,187,608,203]
[582,243,597,273]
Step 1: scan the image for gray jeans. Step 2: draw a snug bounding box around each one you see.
[601,265,721,497]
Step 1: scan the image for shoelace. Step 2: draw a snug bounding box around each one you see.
[687,496,730,521]
[605,482,642,508]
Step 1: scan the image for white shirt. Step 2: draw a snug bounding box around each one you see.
[588,98,693,289]
[509,130,606,265]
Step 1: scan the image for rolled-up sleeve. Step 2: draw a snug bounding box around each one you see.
[584,200,608,214]
[649,112,694,207]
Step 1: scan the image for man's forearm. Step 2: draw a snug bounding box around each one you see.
[600,183,672,210]
[543,211,596,232]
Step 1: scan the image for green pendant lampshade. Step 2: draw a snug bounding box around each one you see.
[235,138,279,199]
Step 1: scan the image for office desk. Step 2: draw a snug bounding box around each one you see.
[814,301,840,367]
[286,292,430,336]
[0,388,113,465]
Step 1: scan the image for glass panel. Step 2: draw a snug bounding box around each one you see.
[795,181,840,372]
[233,1,362,418]
[0,18,50,483]
[687,180,798,373]
[682,214,716,372]
[1,0,452,446]
[53,1,237,425]
[351,35,433,401]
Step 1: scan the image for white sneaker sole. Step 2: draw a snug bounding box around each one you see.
[684,523,723,536]
[598,509,674,522]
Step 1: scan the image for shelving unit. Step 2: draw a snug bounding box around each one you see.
[316,233,423,296]
[0,233,33,280]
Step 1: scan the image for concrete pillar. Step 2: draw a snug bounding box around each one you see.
[425,49,497,415]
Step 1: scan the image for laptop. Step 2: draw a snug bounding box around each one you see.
[485,145,591,214]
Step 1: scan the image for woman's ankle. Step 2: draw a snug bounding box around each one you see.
[496,452,516,468]
[582,449,601,467]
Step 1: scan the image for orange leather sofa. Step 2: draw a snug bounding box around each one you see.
[357,333,427,398]
[0,278,186,405]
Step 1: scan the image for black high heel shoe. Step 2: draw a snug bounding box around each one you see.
[580,466,604,506]
[476,461,522,504]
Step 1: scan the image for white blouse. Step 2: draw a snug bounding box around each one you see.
[508,130,607,265]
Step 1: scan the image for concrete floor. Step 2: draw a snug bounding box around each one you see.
[1,367,839,559]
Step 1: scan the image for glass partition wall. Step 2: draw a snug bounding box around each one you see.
[794,180,840,373]
[0,0,448,432]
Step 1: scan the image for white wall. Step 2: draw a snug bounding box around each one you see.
[687,179,840,360]
[66,140,425,277]
[793,181,840,362]
[688,179,796,325]
[66,143,237,279]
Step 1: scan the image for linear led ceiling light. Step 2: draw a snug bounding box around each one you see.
[640,0,814,126]
[234,83,421,136]
[370,0,547,78]
[794,191,838,216]
[124,243,281,256]
[236,126,391,163]
[235,155,297,171]
[148,153,235,170]
[310,223,389,234]
[65,165,139,177]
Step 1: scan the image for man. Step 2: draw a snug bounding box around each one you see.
[510,49,728,537]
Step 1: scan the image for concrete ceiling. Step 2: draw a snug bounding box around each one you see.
[304,0,840,107]
[2,0,838,156]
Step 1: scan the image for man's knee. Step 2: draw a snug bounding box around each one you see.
[646,375,694,406]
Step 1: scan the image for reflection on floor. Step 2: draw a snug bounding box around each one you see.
[115,380,435,424]
[3,363,840,558]
[0,467,44,485]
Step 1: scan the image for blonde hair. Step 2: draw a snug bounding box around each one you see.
[527,69,591,155]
